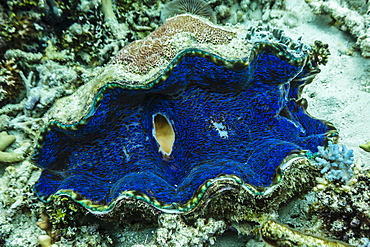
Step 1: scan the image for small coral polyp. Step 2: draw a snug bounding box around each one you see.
[161,0,217,23]
[32,14,337,221]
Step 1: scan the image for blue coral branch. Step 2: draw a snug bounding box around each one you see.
[314,141,354,182]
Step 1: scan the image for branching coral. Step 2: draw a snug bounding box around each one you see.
[0,59,24,107]
[309,40,331,67]
[22,59,78,117]
[0,11,41,53]
[315,141,355,183]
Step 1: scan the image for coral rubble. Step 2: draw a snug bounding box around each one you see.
[0,131,24,163]
[261,220,356,247]
[305,0,370,58]
[309,170,370,245]
[150,214,226,246]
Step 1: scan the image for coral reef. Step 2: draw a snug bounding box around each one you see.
[314,141,355,182]
[22,60,78,117]
[309,169,370,245]
[0,0,368,246]
[305,0,370,57]
[149,214,226,246]
[3,44,90,118]
[0,9,41,55]
[36,213,52,237]
[222,0,292,26]
[161,0,217,23]
[0,0,300,110]
[0,58,24,107]
[0,161,43,247]
[261,220,356,247]
[0,131,24,163]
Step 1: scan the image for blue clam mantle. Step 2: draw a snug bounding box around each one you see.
[32,16,336,216]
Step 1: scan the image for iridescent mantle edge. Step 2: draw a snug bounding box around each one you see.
[37,155,318,219]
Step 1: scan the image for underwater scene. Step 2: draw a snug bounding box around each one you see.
[0,0,370,246]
